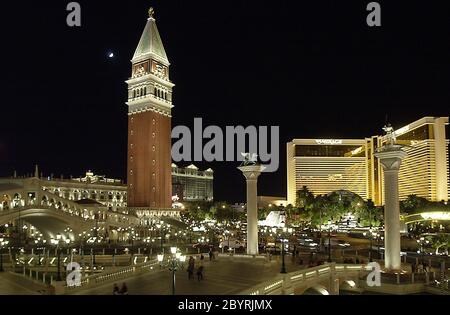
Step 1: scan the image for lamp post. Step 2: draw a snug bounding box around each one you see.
[369,206,373,262]
[157,247,186,295]
[51,235,62,282]
[327,220,332,263]
[280,227,292,274]
[0,238,9,272]
[156,223,164,253]
[369,231,374,262]
[417,237,429,265]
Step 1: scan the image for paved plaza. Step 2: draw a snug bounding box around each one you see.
[75,256,303,295]
[0,273,44,295]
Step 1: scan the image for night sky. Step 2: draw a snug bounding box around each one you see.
[1,0,449,203]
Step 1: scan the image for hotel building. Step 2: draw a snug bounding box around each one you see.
[172,164,214,202]
[287,117,450,206]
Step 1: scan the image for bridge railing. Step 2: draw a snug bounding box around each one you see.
[0,203,140,228]
[239,264,367,295]
[64,259,160,293]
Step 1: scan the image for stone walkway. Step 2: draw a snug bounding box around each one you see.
[74,256,304,295]
[0,272,47,295]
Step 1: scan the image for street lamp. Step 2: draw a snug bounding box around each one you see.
[51,238,62,281]
[156,223,164,253]
[0,238,10,272]
[280,228,289,274]
[369,231,374,262]
[417,237,429,265]
[157,247,186,295]
[327,220,332,263]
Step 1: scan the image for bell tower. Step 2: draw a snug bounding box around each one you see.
[126,8,174,211]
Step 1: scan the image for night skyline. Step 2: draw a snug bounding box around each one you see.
[1,0,450,203]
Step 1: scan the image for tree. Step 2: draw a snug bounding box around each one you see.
[212,203,234,222]
[400,195,430,214]
[183,201,214,221]
[296,186,315,210]
[352,198,382,227]
[431,234,450,255]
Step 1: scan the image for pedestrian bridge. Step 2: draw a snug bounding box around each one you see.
[239,263,369,295]
[0,189,140,239]
[401,211,450,225]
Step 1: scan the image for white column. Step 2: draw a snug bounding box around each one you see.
[238,165,265,256]
[384,169,401,270]
[374,149,407,272]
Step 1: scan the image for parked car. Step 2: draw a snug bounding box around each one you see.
[323,239,351,247]
[219,239,246,250]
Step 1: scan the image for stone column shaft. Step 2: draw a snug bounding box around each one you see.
[246,178,258,255]
[375,148,407,272]
[238,165,265,256]
[384,169,401,271]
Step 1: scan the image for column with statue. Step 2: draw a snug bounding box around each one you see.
[374,124,408,272]
[238,153,265,256]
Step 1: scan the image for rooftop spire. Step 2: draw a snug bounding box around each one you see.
[132,8,169,65]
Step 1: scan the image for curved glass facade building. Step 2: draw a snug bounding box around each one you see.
[287,117,449,206]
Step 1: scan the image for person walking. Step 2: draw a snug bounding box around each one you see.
[113,283,120,295]
[209,248,213,261]
[119,283,128,295]
[197,265,204,281]
[187,256,195,280]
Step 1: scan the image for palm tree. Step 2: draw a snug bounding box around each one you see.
[296,186,315,209]
[431,234,450,255]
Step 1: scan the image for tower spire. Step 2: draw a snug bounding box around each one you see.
[132,7,169,65]
[34,164,39,178]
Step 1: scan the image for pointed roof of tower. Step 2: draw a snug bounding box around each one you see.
[132,8,169,65]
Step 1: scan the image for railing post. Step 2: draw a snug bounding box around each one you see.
[329,263,339,295]
[411,272,414,284]
[396,273,400,285]
[281,275,292,295]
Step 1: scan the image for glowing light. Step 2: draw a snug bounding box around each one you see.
[420,212,450,221]
[315,139,343,145]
